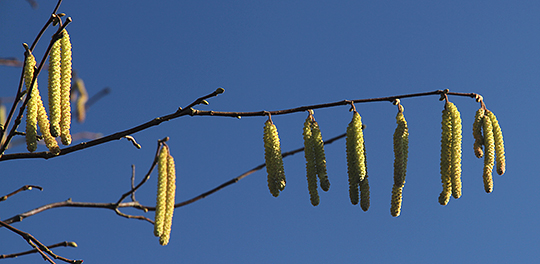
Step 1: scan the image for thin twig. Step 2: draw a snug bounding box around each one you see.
[0,89,478,161]
[0,241,77,260]
[0,185,43,202]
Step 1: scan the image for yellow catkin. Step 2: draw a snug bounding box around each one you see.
[447,102,462,199]
[482,115,495,193]
[154,145,169,237]
[472,108,485,158]
[24,52,38,152]
[439,107,452,205]
[160,153,176,246]
[48,38,62,137]
[359,140,370,211]
[264,119,286,197]
[73,78,88,123]
[391,111,408,216]
[60,29,72,145]
[346,111,365,205]
[303,116,319,206]
[311,121,330,192]
[487,111,506,175]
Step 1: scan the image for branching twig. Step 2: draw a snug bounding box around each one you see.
[0,89,479,161]
[0,241,77,260]
[0,185,43,202]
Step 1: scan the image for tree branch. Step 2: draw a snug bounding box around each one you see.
[0,241,78,260]
[0,185,43,202]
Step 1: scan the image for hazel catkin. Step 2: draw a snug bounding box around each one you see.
[24,51,38,152]
[447,102,462,199]
[160,153,176,246]
[482,114,495,193]
[486,111,506,175]
[303,116,320,206]
[346,111,365,205]
[264,119,286,197]
[391,110,408,216]
[48,38,62,137]
[311,121,330,192]
[439,106,453,205]
[154,145,169,237]
[59,29,72,146]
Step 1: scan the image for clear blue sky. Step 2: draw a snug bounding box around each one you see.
[1,1,538,263]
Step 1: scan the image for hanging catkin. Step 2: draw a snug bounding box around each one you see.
[346,110,366,205]
[263,118,286,197]
[154,145,169,237]
[391,110,408,217]
[48,37,62,137]
[59,29,72,145]
[303,115,320,206]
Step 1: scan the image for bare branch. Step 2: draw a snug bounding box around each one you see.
[0,241,77,260]
[0,185,43,202]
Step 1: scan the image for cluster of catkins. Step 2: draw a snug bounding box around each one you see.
[262,98,505,217]
[154,144,177,246]
[23,29,72,154]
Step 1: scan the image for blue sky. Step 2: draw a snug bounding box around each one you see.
[0,1,538,263]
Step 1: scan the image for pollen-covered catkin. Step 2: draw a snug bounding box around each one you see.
[154,145,169,237]
[359,140,370,212]
[346,111,365,205]
[303,116,320,206]
[487,111,506,175]
[264,119,286,197]
[160,153,176,246]
[24,52,38,152]
[60,29,72,146]
[447,102,462,199]
[439,107,453,205]
[482,115,495,193]
[391,111,408,216]
[48,38,62,137]
[311,121,330,192]
[472,108,485,158]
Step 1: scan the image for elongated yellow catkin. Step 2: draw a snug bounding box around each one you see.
[391,111,408,216]
[359,140,370,212]
[24,52,38,152]
[487,111,506,175]
[264,119,286,197]
[447,102,462,199]
[482,115,495,193]
[60,29,72,145]
[303,116,319,206]
[311,121,330,192]
[439,107,453,205]
[154,145,169,237]
[472,108,485,158]
[160,153,176,246]
[48,38,62,137]
[346,111,365,205]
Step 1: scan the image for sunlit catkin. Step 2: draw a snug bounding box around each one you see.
[447,102,462,199]
[472,108,485,158]
[59,29,72,145]
[311,121,330,192]
[439,107,453,205]
[160,153,176,246]
[24,52,38,152]
[391,111,408,216]
[359,140,370,211]
[264,119,286,197]
[346,111,365,205]
[48,38,62,137]
[482,115,495,193]
[154,145,169,237]
[303,116,319,206]
[487,111,505,175]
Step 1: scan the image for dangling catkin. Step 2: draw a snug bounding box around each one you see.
[24,51,38,152]
[311,121,330,192]
[391,111,408,216]
[264,119,286,197]
[359,140,370,211]
[160,152,176,246]
[303,116,319,206]
[439,106,453,205]
[154,145,169,237]
[486,111,505,175]
[472,108,485,158]
[48,38,62,137]
[59,29,72,145]
[447,102,462,199]
[482,115,495,193]
[346,111,366,205]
